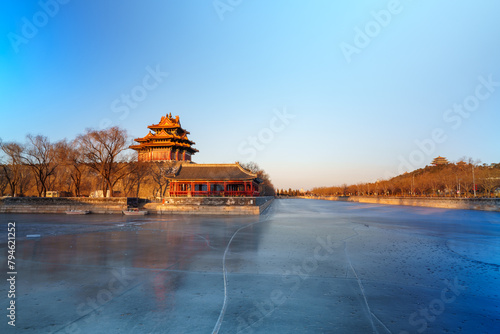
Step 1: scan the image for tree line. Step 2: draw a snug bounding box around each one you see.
[276,189,308,197]
[311,159,500,198]
[0,127,275,198]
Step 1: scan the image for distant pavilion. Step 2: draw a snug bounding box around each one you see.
[431,156,449,166]
[130,113,262,197]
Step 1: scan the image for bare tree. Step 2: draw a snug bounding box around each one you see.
[478,165,500,197]
[0,164,8,196]
[119,164,137,197]
[442,166,457,197]
[355,183,363,196]
[119,162,150,197]
[363,182,372,196]
[56,139,89,197]
[380,180,390,196]
[149,161,179,198]
[0,141,25,196]
[133,162,150,197]
[240,161,276,196]
[456,159,473,197]
[23,135,58,197]
[76,127,130,197]
[17,165,32,196]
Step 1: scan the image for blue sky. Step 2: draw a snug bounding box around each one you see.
[1,0,499,190]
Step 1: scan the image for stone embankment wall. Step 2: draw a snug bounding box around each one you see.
[0,196,275,215]
[146,196,274,215]
[0,197,128,214]
[304,196,500,212]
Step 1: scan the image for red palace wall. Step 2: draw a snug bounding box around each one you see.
[138,149,190,162]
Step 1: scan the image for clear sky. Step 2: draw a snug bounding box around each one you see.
[1,0,499,190]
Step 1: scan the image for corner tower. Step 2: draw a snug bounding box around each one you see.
[129,113,198,162]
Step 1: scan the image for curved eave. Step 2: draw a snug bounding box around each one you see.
[134,134,195,144]
[148,125,181,130]
[235,162,259,178]
[129,144,198,152]
[132,139,196,146]
[169,177,257,181]
[133,142,195,148]
[152,136,195,143]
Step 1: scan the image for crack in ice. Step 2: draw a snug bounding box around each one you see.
[344,239,378,334]
[371,312,393,334]
[212,201,274,334]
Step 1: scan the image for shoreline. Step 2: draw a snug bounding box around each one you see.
[301,196,500,212]
[0,196,274,215]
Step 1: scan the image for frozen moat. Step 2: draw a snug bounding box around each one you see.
[1,198,499,333]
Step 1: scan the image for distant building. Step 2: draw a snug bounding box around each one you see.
[431,156,449,166]
[129,113,198,162]
[89,190,121,198]
[46,191,72,197]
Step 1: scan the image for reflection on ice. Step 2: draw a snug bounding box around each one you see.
[0,199,498,333]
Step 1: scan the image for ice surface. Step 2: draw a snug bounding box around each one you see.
[0,199,499,333]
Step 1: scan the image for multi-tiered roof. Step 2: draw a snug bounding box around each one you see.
[431,156,449,166]
[129,113,198,162]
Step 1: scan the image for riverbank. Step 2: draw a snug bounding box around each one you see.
[302,196,500,211]
[146,196,274,215]
[0,196,274,215]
